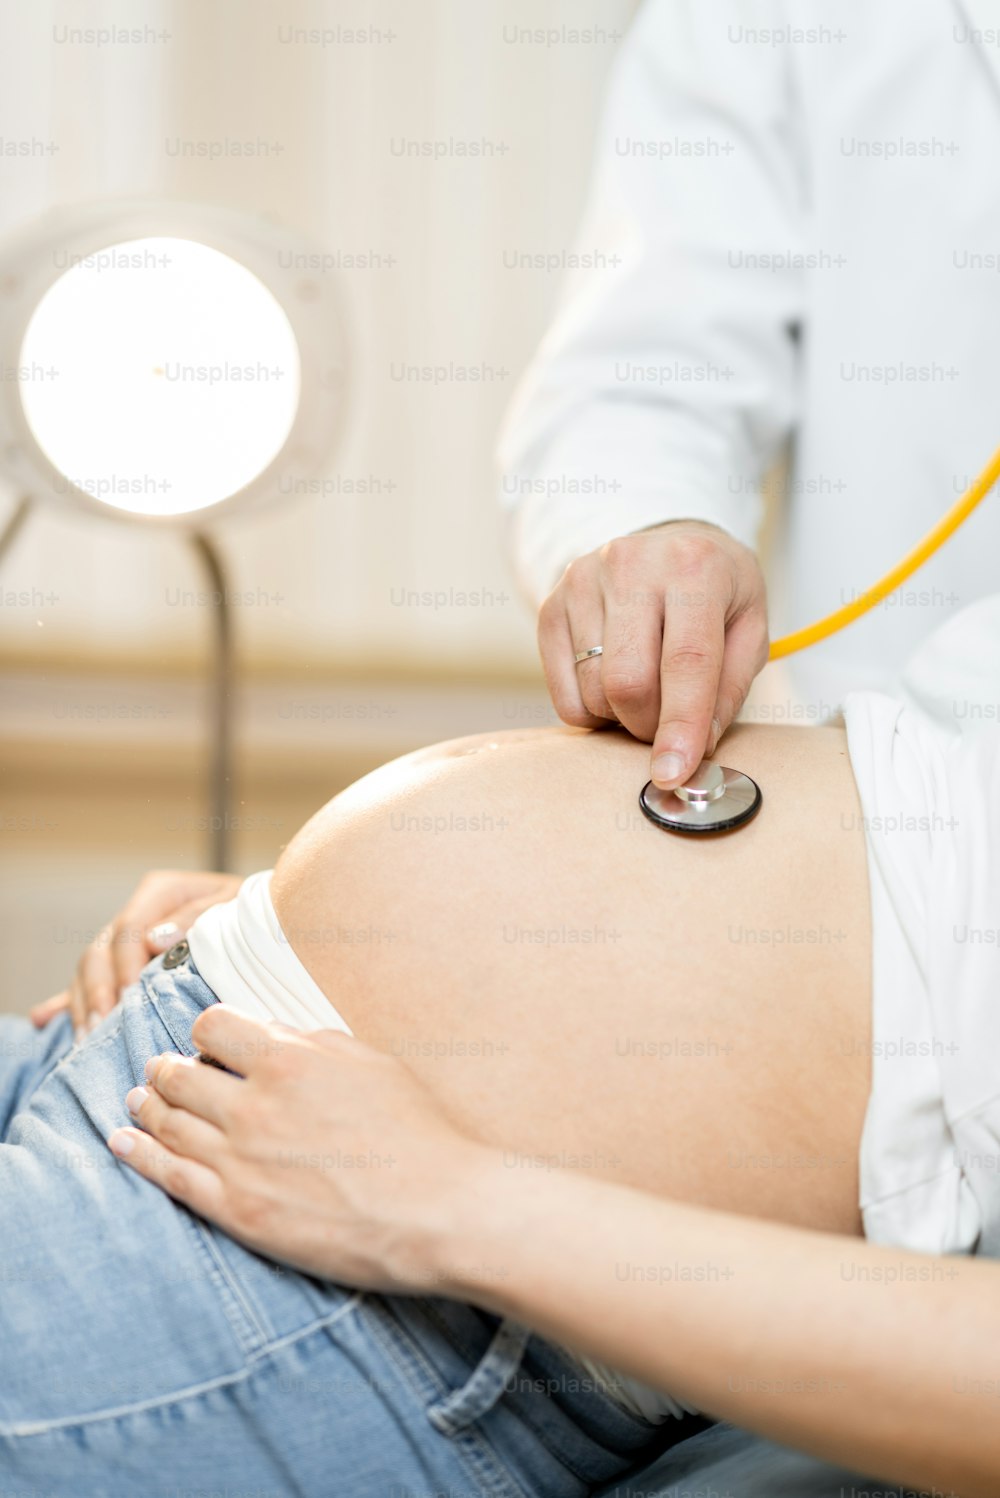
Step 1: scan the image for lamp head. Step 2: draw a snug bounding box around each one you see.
[0,200,349,525]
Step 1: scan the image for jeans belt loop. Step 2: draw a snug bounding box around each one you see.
[426,1317,531,1435]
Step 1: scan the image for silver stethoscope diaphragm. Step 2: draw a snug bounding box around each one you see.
[639,760,762,835]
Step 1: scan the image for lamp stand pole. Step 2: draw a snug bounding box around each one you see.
[189,531,234,872]
[0,493,31,565]
[0,499,235,871]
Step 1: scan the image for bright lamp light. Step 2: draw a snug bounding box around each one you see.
[18,236,302,519]
[0,198,349,526]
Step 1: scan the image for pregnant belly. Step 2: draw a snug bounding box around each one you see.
[272,723,873,1236]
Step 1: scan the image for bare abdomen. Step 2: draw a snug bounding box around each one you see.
[272,722,872,1236]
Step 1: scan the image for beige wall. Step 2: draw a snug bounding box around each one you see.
[0,0,637,676]
[0,0,638,1005]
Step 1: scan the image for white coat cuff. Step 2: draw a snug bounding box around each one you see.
[506,482,761,606]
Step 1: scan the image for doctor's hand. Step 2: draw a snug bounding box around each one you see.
[108,1007,484,1293]
[30,868,244,1043]
[537,520,769,790]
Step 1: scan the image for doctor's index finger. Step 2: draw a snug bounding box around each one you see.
[711,605,770,743]
[651,576,728,789]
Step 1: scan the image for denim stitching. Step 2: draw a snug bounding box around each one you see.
[1,1293,364,1438]
[364,1298,453,1403]
[415,1304,658,1484]
[364,1301,535,1498]
[177,1209,275,1357]
[140,965,209,1058]
[371,1301,615,1485]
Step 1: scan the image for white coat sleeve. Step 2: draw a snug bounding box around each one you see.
[498,0,805,605]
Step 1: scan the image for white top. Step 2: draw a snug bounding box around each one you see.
[844,595,1000,1256]
[498,0,1000,708]
[188,870,351,1034]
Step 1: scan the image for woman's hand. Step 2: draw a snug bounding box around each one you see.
[31,869,244,1042]
[106,1007,486,1292]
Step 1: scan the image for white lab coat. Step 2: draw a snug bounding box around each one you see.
[499,0,1000,708]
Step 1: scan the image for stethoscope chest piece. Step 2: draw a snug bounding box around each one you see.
[639,760,762,835]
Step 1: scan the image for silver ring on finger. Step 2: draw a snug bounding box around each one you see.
[574,645,604,666]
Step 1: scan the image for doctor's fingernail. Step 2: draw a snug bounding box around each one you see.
[707,717,722,755]
[126,1086,149,1114]
[651,751,686,786]
[144,1056,159,1082]
[108,1130,135,1158]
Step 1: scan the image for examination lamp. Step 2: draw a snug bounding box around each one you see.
[0,199,350,867]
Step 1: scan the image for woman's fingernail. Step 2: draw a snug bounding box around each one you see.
[651,751,686,787]
[108,1130,135,1157]
[125,1086,149,1114]
[144,1056,159,1082]
[147,921,181,948]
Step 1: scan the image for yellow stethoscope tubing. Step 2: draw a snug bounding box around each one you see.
[767,441,1000,660]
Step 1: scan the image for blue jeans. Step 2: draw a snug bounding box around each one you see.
[0,945,702,1497]
[597,1421,912,1498]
